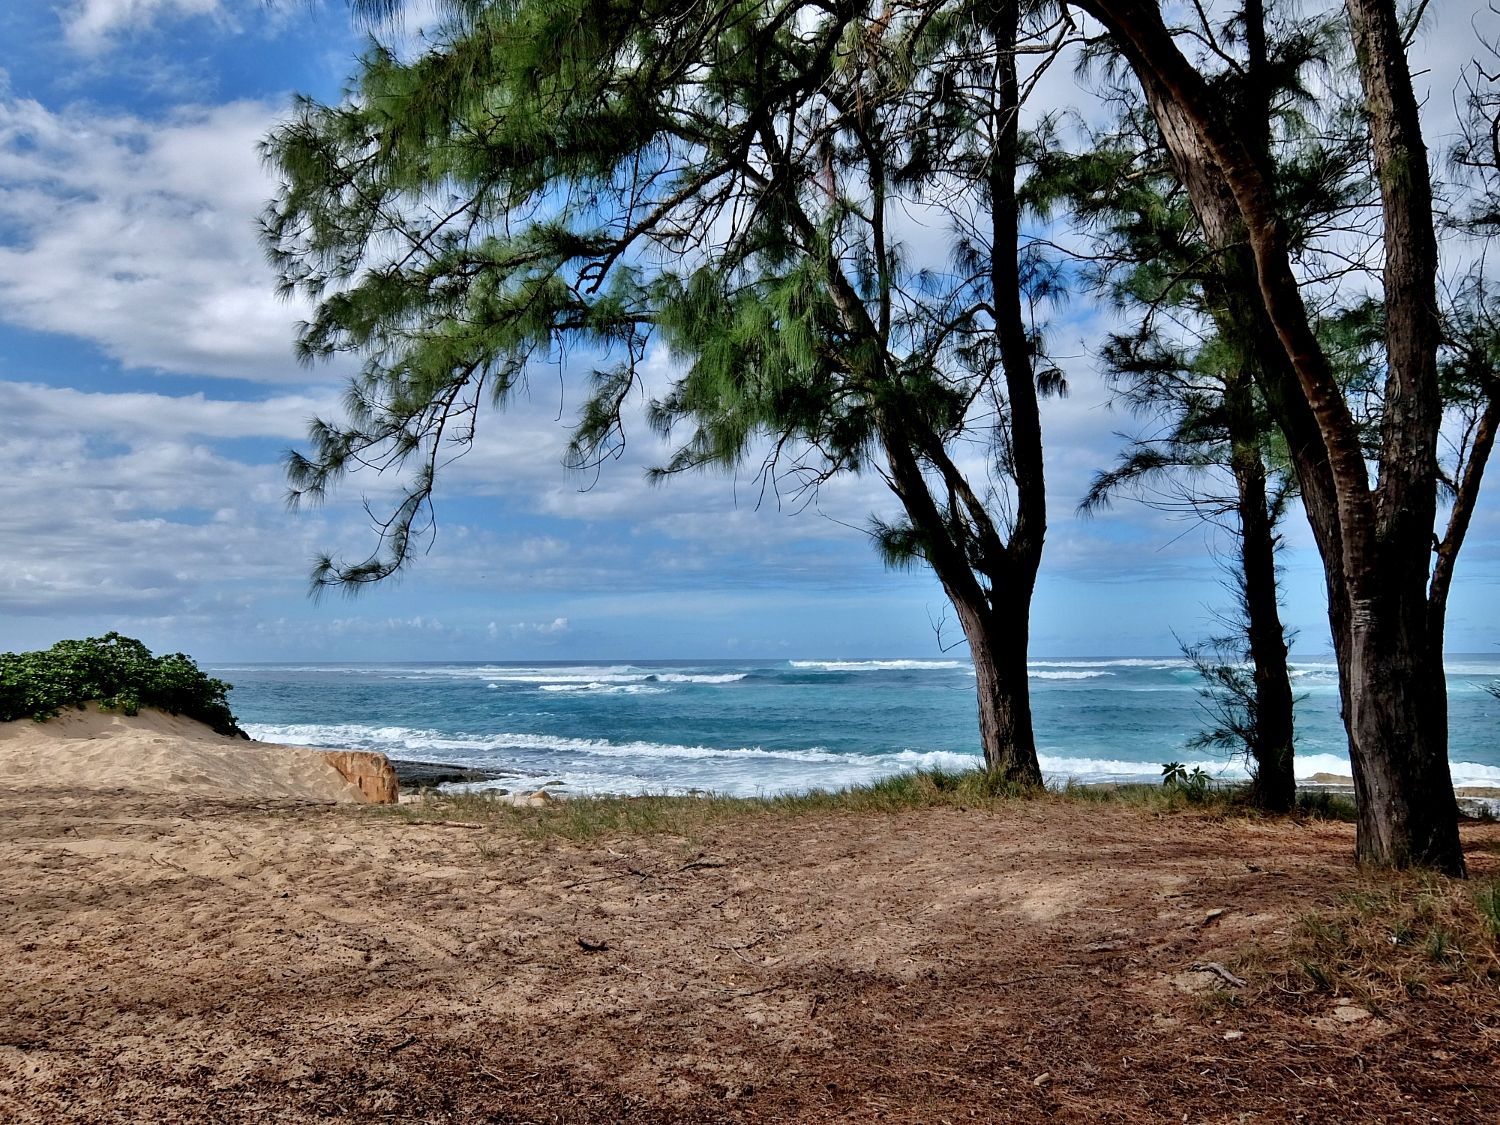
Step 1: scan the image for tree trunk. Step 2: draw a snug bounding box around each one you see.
[1073,0,1465,873]
[879,431,1045,786]
[1226,382,1296,812]
[953,597,1043,785]
[870,0,1045,789]
[1338,580,1457,866]
[1233,0,1295,814]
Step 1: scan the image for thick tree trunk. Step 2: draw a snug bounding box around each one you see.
[954,597,1043,785]
[1073,0,1464,872]
[1340,0,1460,871]
[1335,574,1457,866]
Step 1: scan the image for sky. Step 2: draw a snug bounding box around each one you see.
[1,0,1497,664]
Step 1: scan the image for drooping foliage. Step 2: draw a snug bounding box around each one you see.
[0,633,244,738]
[274,0,1500,865]
[266,0,1077,780]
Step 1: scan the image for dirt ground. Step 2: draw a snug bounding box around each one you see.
[2,789,1497,1123]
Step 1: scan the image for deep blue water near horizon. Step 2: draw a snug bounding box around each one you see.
[215,656,1500,797]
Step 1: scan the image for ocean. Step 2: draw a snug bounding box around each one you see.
[215,655,1500,797]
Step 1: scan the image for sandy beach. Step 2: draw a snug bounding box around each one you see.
[0,706,399,805]
[2,715,1498,1122]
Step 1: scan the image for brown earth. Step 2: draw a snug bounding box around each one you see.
[1,789,1497,1123]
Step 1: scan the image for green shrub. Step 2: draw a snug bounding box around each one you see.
[0,633,243,737]
[1161,760,1214,799]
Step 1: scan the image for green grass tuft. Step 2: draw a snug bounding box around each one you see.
[1474,878,1500,941]
[1273,873,1500,1005]
[1294,788,1360,822]
[371,766,1364,842]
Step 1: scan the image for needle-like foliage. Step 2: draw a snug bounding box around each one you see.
[265,1,1076,780]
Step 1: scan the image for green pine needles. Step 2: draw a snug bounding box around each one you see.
[0,634,244,738]
[262,0,1075,779]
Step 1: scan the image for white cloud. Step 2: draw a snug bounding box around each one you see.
[497,616,570,638]
[61,0,229,54]
[0,431,308,616]
[0,94,317,381]
[0,381,334,439]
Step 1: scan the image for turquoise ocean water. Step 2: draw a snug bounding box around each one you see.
[217,655,1500,797]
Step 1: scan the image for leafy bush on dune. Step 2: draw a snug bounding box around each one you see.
[0,633,244,737]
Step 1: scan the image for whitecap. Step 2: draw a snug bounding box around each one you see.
[1028,658,1187,670]
[787,659,967,671]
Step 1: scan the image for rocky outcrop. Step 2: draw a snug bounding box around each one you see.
[389,759,506,790]
[318,750,400,804]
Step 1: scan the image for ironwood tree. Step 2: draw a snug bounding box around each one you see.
[283,0,1500,859]
[265,0,1078,783]
[1065,0,1498,871]
[1030,43,1348,811]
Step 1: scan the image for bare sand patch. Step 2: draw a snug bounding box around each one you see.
[1,785,1495,1123]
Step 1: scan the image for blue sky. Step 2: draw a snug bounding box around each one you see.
[1,0,1497,663]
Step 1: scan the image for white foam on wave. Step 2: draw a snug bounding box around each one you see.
[476,667,748,687]
[287,665,748,691]
[1451,761,1500,787]
[788,659,967,671]
[539,682,669,695]
[1030,670,1112,681]
[243,721,434,749]
[1445,665,1500,680]
[402,664,646,684]
[244,721,848,766]
[242,721,1499,798]
[1029,658,1188,670]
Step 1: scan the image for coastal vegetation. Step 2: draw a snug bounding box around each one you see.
[381,765,1363,843]
[263,0,1500,871]
[1067,0,1498,874]
[0,632,244,738]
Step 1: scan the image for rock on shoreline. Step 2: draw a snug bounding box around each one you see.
[388,759,508,790]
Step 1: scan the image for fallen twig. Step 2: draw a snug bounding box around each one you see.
[411,820,487,830]
[1193,961,1247,988]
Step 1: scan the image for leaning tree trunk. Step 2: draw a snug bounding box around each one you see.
[1073,0,1464,872]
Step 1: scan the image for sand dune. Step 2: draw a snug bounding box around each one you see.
[0,704,393,803]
